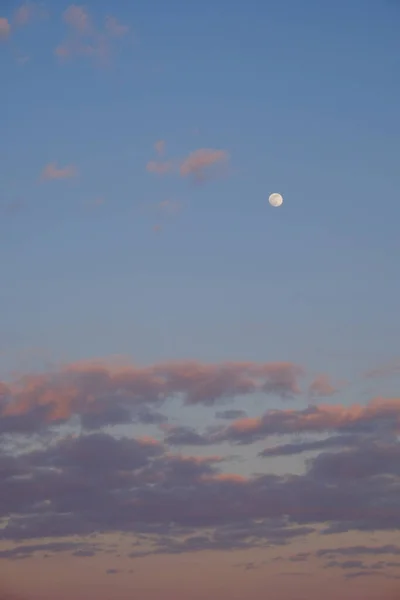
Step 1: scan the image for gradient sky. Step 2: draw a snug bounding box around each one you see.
[1,1,400,599]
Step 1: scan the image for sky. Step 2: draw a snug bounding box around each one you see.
[1,1,400,599]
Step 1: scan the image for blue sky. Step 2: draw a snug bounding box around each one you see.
[1,2,400,599]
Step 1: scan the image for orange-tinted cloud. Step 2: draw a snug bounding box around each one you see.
[179,148,229,182]
[0,359,304,432]
[219,397,400,444]
[309,374,338,398]
[40,163,77,181]
[0,17,11,40]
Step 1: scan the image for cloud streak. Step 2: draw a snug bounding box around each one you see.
[41,163,78,181]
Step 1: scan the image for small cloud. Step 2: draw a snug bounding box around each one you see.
[62,4,91,33]
[0,17,11,40]
[309,375,338,398]
[14,2,40,26]
[91,197,105,207]
[106,568,120,575]
[364,360,400,379]
[179,148,229,182]
[146,160,174,175]
[16,54,30,65]
[105,16,129,37]
[154,140,165,156]
[157,200,181,214]
[57,6,129,66]
[41,163,78,181]
[153,224,162,233]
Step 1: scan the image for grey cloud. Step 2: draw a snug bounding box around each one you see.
[215,409,247,420]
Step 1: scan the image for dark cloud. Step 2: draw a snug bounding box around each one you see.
[308,440,400,481]
[259,434,364,457]
[0,430,399,557]
[0,542,99,560]
[215,409,247,420]
[163,425,212,446]
[316,545,400,558]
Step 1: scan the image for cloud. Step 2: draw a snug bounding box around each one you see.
[0,541,99,560]
[13,2,45,26]
[215,409,247,420]
[259,434,366,458]
[157,200,181,214]
[365,360,400,379]
[308,439,400,480]
[179,148,229,182]
[146,160,175,175]
[0,426,399,555]
[0,359,303,433]
[216,397,400,444]
[40,163,77,181]
[62,5,91,33]
[308,374,338,398]
[56,5,128,65]
[0,18,11,40]
[146,147,230,183]
[316,545,400,558]
[154,140,165,156]
[105,16,129,38]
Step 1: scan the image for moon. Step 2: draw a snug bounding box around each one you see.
[268,193,283,207]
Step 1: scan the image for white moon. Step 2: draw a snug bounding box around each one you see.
[268,193,283,207]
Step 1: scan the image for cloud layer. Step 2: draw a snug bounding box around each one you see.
[0,359,303,433]
[0,357,399,563]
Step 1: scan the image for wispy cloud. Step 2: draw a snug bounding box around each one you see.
[154,139,166,156]
[179,148,229,182]
[0,17,11,40]
[146,145,230,183]
[309,374,338,398]
[13,2,45,27]
[146,160,175,175]
[56,5,129,65]
[157,199,182,214]
[62,4,91,33]
[40,163,78,181]
[105,15,129,38]
[365,359,400,379]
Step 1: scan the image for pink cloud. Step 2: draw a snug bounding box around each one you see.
[157,199,181,214]
[105,15,129,37]
[146,160,174,175]
[154,139,165,156]
[309,374,338,398]
[0,359,304,432]
[365,360,400,379]
[179,148,229,182]
[57,7,129,66]
[0,17,11,40]
[41,163,78,181]
[219,397,400,444]
[13,2,43,26]
[62,4,91,33]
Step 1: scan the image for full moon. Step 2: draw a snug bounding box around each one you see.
[268,193,283,207]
